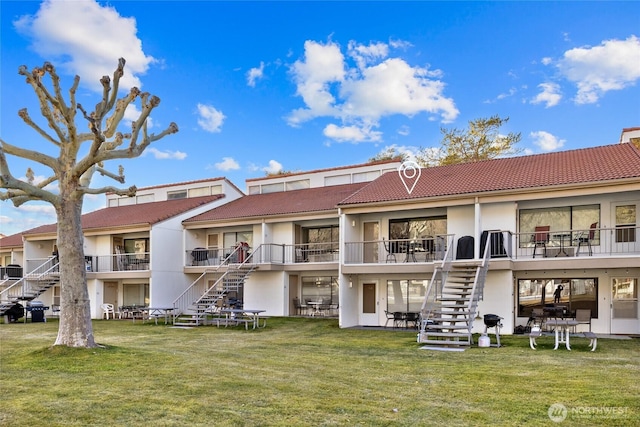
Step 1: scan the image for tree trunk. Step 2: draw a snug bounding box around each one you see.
[53,198,97,348]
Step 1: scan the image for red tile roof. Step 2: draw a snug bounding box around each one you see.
[22,194,226,236]
[184,183,367,223]
[0,233,24,248]
[340,144,640,205]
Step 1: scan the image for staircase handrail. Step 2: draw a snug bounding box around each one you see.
[0,258,58,303]
[172,244,258,321]
[419,234,455,327]
[463,231,494,333]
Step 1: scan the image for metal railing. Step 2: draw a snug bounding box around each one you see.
[0,258,58,304]
[512,225,640,259]
[83,252,151,272]
[186,242,339,266]
[344,235,452,264]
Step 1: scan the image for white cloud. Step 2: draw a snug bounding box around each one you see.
[541,57,553,66]
[145,147,187,160]
[214,157,240,171]
[557,35,640,104]
[263,160,283,174]
[323,123,382,143]
[124,104,154,129]
[348,40,389,69]
[531,82,562,108]
[14,0,155,92]
[247,61,265,87]
[530,131,566,151]
[287,39,458,142]
[196,103,225,133]
[397,125,410,136]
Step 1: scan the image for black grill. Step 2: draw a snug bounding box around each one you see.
[484,314,502,327]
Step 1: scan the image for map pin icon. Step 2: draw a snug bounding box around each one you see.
[398,161,421,194]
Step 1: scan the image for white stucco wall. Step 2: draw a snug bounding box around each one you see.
[243,271,286,316]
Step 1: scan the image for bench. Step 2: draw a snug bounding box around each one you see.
[211,315,251,330]
[529,330,542,350]
[583,331,597,352]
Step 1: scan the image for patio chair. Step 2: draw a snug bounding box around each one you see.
[405,312,420,329]
[574,309,592,332]
[575,222,597,256]
[101,303,117,320]
[384,310,395,327]
[393,311,405,329]
[532,226,550,258]
[382,238,397,263]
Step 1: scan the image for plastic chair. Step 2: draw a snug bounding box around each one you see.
[101,303,116,320]
[532,226,550,258]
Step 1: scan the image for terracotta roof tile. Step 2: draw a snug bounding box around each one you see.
[0,233,24,248]
[185,183,367,223]
[22,194,226,236]
[340,144,640,205]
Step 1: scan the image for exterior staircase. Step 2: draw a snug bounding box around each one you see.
[173,245,257,326]
[0,259,59,318]
[417,234,492,351]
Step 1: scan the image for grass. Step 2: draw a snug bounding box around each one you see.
[0,318,638,426]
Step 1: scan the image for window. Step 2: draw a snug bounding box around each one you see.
[387,279,427,312]
[389,217,447,240]
[123,283,149,306]
[188,186,210,197]
[285,179,310,191]
[261,183,284,194]
[615,205,636,243]
[223,231,253,250]
[167,190,187,200]
[301,276,338,305]
[517,278,598,318]
[519,204,600,247]
[304,226,339,245]
[124,238,149,259]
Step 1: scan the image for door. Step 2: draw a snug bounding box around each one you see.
[288,274,298,316]
[104,281,118,307]
[359,282,378,326]
[363,222,379,263]
[611,277,639,334]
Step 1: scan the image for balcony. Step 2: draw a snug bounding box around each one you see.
[342,225,640,265]
[82,253,150,272]
[186,242,339,267]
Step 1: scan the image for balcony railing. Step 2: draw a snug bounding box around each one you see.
[186,242,339,266]
[513,225,639,259]
[84,253,150,272]
[344,235,454,264]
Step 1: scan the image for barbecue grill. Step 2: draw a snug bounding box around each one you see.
[27,301,49,323]
[483,314,503,347]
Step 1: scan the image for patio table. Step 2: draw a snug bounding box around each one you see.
[219,308,266,329]
[141,307,175,325]
[544,318,579,350]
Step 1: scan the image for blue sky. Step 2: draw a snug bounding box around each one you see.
[1,1,639,236]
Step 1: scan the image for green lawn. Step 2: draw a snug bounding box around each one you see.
[0,318,638,426]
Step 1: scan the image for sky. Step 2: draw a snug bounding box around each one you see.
[1,0,639,236]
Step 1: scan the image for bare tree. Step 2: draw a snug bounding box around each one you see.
[0,59,178,347]
[417,115,521,166]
